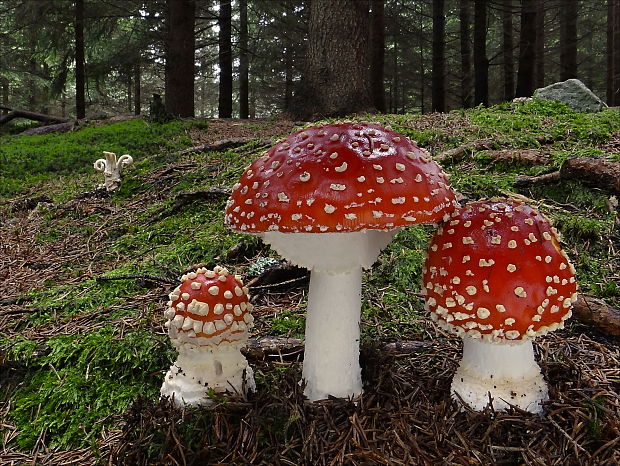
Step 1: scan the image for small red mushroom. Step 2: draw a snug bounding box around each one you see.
[161,266,255,406]
[422,198,578,412]
[225,122,456,401]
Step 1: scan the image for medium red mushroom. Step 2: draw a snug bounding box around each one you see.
[161,266,255,406]
[225,122,456,401]
[422,198,578,413]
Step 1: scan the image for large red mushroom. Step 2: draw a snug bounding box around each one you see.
[225,122,456,401]
[161,266,255,406]
[422,198,578,412]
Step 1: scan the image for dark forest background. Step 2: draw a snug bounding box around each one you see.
[1,0,619,121]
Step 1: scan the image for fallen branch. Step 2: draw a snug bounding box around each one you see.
[170,187,231,210]
[179,138,273,155]
[572,294,620,337]
[96,274,176,285]
[434,140,494,163]
[515,157,620,194]
[242,337,447,361]
[0,107,69,125]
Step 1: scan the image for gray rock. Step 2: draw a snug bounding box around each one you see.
[534,79,607,113]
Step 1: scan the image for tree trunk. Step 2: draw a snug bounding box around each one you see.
[369,0,386,112]
[515,0,537,97]
[218,0,233,118]
[502,0,515,101]
[607,0,615,104]
[165,0,195,117]
[615,0,620,106]
[134,62,141,116]
[534,0,545,88]
[1,78,8,114]
[239,0,249,119]
[292,0,374,119]
[560,0,578,80]
[432,0,446,112]
[74,0,86,119]
[283,0,294,113]
[611,0,620,105]
[460,0,474,108]
[474,0,488,106]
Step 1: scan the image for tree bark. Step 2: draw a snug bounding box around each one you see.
[607,0,615,104]
[502,0,515,101]
[1,77,8,114]
[560,0,578,81]
[74,0,86,119]
[239,0,249,119]
[292,0,375,119]
[134,62,141,116]
[609,0,620,105]
[165,0,195,118]
[432,0,446,112]
[473,0,488,106]
[572,294,620,337]
[369,0,386,112]
[534,0,545,88]
[460,0,474,108]
[515,0,537,97]
[218,0,233,118]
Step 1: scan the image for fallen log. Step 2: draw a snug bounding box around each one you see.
[21,121,74,136]
[515,156,620,195]
[242,337,446,361]
[0,107,69,125]
[572,294,620,337]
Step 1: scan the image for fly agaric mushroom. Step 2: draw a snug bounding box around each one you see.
[161,266,255,406]
[225,122,456,401]
[422,198,578,413]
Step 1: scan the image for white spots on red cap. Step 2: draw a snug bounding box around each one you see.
[514,286,527,298]
[330,183,346,191]
[278,192,290,202]
[299,172,311,182]
[422,198,577,343]
[324,204,336,214]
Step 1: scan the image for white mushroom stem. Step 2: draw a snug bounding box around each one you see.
[303,267,363,401]
[161,340,255,407]
[451,337,549,413]
[261,230,395,401]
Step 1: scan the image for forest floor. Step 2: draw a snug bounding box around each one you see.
[1,102,619,465]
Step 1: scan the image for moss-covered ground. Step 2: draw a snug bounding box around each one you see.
[1,102,618,464]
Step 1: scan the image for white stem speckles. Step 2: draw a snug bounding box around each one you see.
[161,340,255,406]
[451,337,548,413]
[93,151,133,191]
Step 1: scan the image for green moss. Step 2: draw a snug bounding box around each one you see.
[8,327,169,450]
[0,119,193,197]
[270,310,306,338]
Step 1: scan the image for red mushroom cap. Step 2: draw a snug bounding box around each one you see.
[225,122,456,233]
[165,266,254,345]
[422,198,577,342]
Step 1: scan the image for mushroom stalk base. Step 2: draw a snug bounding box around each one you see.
[451,338,548,413]
[161,341,255,407]
[302,268,363,401]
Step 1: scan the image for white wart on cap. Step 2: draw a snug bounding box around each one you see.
[423,198,578,343]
